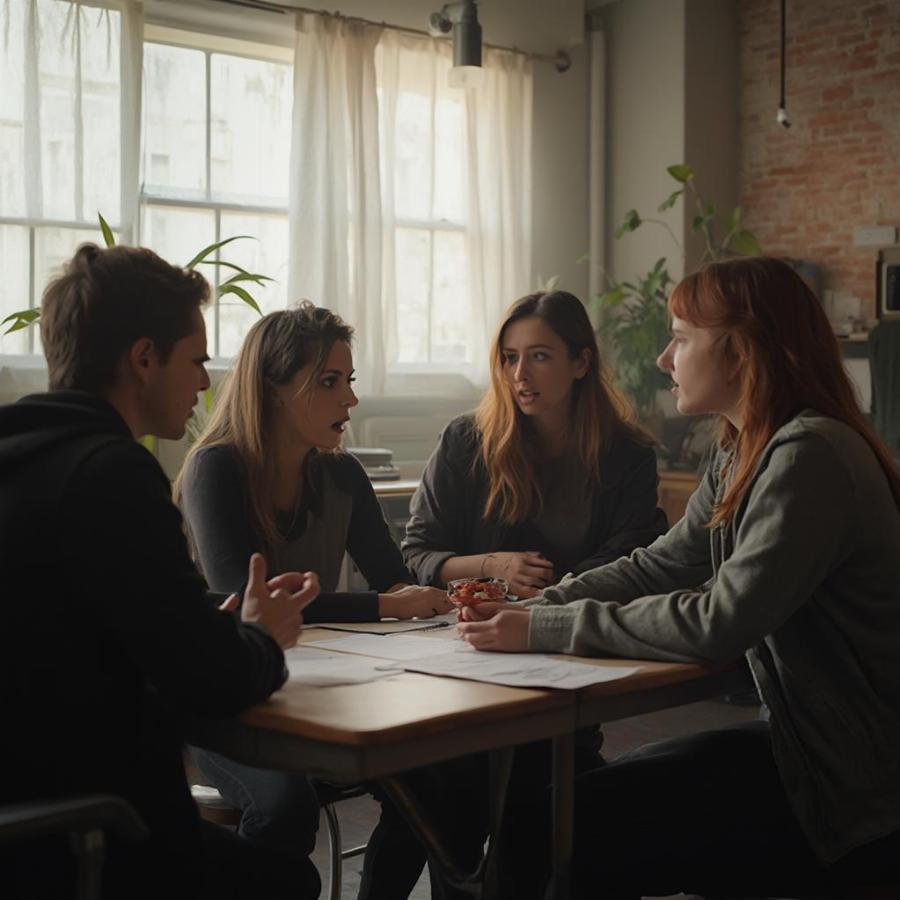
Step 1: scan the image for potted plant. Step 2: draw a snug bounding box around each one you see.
[594,163,761,439]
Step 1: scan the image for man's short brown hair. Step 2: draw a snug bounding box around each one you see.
[41,243,210,392]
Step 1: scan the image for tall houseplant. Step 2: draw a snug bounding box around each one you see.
[594,164,761,424]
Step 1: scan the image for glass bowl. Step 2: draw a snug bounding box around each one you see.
[446,577,510,608]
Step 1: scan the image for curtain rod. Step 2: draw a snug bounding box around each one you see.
[209,0,572,71]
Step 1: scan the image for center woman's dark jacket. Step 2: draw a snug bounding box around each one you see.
[402,414,668,586]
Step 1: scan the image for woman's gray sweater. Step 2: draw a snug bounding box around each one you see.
[525,411,900,863]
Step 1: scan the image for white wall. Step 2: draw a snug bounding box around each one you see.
[593,0,687,285]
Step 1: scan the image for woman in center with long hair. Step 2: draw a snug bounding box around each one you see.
[403,289,668,597]
[175,302,451,900]
[400,289,668,899]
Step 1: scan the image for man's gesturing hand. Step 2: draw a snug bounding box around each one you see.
[241,553,319,649]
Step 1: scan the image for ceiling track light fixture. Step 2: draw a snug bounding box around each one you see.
[430,0,483,87]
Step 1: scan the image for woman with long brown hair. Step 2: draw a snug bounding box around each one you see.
[175,302,450,900]
[460,258,900,898]
[402,289,668,597]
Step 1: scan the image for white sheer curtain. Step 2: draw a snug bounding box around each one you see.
[287,12,386,393]
[288,13,532,395]
[462,46,533,386]
[0,0,142,231]
[0,0,142,365]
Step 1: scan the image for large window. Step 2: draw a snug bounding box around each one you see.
[0,0,124,355]
[140,27,292,359]
[386,81,468,366]
[1,3,532,382]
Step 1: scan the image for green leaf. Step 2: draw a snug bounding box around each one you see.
[220,271,274,289]
[730,229,761,256]
[725,206,742,234]
[597,286,627,308]
[98,212,116,247]
[1,309,40,334]
[667,164,694,183]
[198,259,255,277]
[692,214,706,232]
[185,235,255,270]
[614,209,641,239]
[705,201,716,217]
[218,283,262,315]
[657,189,684,213]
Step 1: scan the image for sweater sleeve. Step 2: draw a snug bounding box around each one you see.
[180,445,258,594]
[527,435,854,664]
[63,442,286,718]
[402,418,473,586]
[571,440,669,574]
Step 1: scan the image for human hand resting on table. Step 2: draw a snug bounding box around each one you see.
[483,551,554,599]
[225,553,320,649]
[378,585,453,619]
[457,605,531,652]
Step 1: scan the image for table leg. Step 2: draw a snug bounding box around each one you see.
[378,746,514,900]
[549,731,574,900]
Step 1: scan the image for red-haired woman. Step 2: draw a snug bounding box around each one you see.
[459,257,900,897]
[402,290,667,598]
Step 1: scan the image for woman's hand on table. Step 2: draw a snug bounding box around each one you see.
[379,585,453,619]
[457,606,531,652]
[240,553,320,649]
[484,551,554,599]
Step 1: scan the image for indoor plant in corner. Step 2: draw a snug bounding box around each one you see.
[594,163,761,446]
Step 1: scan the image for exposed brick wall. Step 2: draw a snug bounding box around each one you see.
[739,0,900,317]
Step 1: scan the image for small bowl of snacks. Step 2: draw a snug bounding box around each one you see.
[446,577,509,609]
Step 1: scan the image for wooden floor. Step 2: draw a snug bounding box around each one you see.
[309,697,761,900]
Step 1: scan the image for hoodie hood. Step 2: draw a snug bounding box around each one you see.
[0,391,132,473]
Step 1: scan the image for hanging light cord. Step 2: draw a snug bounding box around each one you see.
[777,0,791,127]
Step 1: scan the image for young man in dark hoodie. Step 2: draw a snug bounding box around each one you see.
[0,243,321,899]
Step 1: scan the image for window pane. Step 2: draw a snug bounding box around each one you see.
[0,1,124,223]
[394,227,430,363]
[433,98,464,223]
[142,43,206,198]
[210,55,291,204]
[79,7,122,224]
[217,212,289,358]
[0,226,31,355]
[34,225,102,354]
[431,230,468,364]
[0,1,26,217]
[36,3,121,222]
[393,91,432,221]
[140,205,215,270]
[139,204,215,349]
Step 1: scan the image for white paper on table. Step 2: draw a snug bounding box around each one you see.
[401,652,640,690]
[283,647,402,686]
[307,632,469,661]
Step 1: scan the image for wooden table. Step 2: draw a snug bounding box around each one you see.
[191,628,750,899]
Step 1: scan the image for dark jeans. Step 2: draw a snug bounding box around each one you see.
[417,729,604,900]
[504,721,900,900]
[193,748,428,900]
